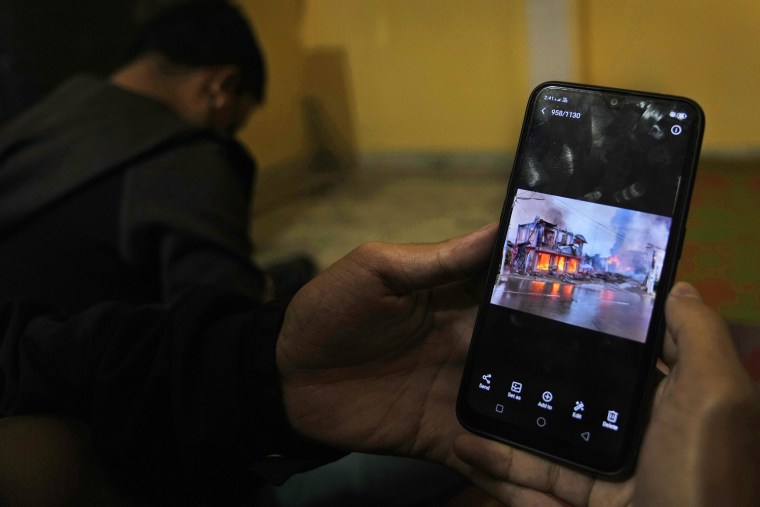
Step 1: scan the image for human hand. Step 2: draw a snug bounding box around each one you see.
[452,282,760,506]
[632,282,760,506]
[276,224,496,466]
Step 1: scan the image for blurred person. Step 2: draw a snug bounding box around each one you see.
[0,223,758,505]
[0,2,452,504]
[0,0,270,313]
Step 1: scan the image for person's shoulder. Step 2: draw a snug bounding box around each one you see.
[0,74,100,135]
[20,74,124,117]
[159,131,256,177]
[0,74,184,140]
[47,75,106,99]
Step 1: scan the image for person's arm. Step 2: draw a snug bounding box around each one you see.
[7,222,756,505]
[275,223,607,505]
[0,290,338,503]
[276,224,497,464]
[275,226,760,506]
[121,137,268,303]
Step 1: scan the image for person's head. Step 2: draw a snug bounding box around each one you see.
[115,0,266,135]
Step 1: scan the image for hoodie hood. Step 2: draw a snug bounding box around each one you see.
[0,75,207,232]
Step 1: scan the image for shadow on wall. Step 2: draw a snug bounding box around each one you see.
[252,45,358,213]
[250,2,358,214]
[302,48,357,176]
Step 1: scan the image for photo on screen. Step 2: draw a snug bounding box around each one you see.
[491,189,672,343]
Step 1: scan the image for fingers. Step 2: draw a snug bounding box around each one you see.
[662,282,758,403]
[467,472,572,507]
[663,282,736,371]
[370,223,498,294]
[452,433,601,506]
[660,283,702,366]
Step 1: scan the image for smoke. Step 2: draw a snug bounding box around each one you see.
[540,203,566,227]
[609,209,631,256]
[607,208,671,277]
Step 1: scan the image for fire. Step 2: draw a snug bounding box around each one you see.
[536,253,551,271]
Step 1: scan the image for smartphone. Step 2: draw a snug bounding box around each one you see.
[457,82,704,476]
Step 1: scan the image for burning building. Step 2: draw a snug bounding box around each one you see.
[510,217,587,276]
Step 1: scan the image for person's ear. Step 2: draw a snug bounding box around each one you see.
[208,65,241,111]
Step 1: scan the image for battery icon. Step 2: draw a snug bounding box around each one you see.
[669,111,688,121]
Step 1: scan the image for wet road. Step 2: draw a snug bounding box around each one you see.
[490,275,653,343]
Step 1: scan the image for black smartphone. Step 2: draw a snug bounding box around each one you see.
[457,82,704,476]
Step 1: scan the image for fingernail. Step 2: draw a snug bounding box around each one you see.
[670,282,702,300]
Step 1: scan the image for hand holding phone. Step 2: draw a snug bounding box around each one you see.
[457,82,705,476]
[454,283,760,506]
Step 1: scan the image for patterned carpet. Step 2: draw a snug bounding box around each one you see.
[677,158,760,384]
[677,159,760,324]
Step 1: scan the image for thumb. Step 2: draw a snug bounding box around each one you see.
[378,223,497,293]
[664,282,740,377]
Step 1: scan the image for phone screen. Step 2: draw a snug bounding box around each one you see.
[457,83,704,475]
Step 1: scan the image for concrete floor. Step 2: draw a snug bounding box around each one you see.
[252,168,510,272]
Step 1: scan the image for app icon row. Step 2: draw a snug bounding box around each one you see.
[480,372,621,431]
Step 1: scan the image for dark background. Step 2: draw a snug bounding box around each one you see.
[0,0,184,126]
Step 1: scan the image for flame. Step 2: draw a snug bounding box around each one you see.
[536,253,551,271]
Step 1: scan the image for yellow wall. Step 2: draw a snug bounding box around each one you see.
[240,0,760,172]
[577,0,760,153]
[237,1,313,171]
[301,0,530,153]
[239,0,529,170]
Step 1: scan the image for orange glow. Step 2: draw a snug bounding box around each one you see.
[551,282,560,295]
[557,257,566,272]
[531,281,546,293]
[567,259,579,273]
[536,253,551,271]
[562,284,574,297]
